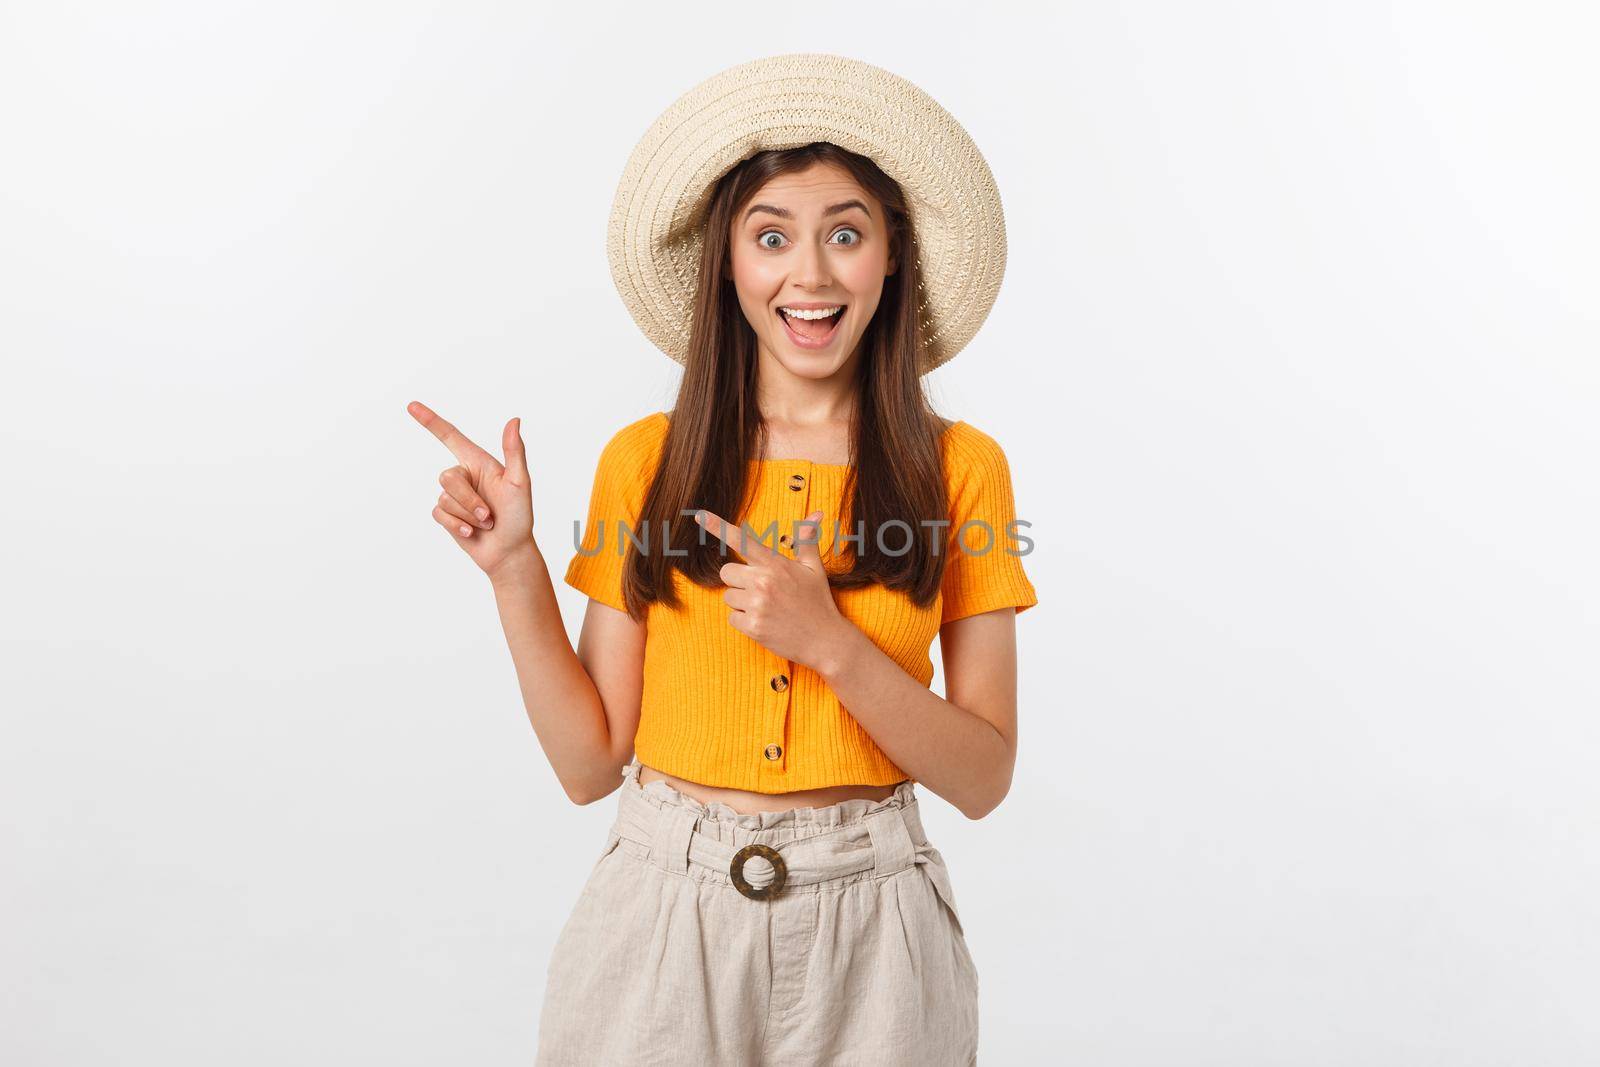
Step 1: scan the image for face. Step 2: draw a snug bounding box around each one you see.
[726,161,896,379]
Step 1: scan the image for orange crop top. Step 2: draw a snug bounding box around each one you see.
[563,411,1038,792]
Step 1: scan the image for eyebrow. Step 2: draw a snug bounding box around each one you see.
[743,199,872,223]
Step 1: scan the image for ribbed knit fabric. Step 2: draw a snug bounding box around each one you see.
[564,412,1037,793]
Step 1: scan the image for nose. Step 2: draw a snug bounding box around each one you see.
[791,235,832,290]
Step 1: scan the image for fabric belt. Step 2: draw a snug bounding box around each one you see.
[613,776,930,896]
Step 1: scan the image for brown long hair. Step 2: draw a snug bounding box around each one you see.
[619,142,951,620]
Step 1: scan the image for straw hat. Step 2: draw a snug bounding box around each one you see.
[606,53,1007,375]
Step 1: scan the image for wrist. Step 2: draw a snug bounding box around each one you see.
[487,540,546,589]
[814,619,869,682]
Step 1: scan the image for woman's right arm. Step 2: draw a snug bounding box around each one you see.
[488,549,644,805]
[407,401,643,805]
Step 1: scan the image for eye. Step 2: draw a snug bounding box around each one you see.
[755,227,862,250]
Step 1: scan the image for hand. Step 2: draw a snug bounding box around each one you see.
[408,400,537,580]
[693,507,856,671]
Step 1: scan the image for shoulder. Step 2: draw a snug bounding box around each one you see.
[587,411,669,499]
[603,409,669,451]
[598,410,670,467]
[940,419,1014,479]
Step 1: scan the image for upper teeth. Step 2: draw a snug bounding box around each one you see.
[781,306,843,320]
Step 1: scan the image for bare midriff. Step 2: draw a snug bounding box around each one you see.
[638,763,901,815]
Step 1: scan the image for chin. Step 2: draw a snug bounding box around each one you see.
[768,342,855,379]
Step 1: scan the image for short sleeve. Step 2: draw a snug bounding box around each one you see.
[563,417,661,613]
[939,426,1039,625]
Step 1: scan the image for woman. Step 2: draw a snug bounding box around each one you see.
[408,54,1036,1065]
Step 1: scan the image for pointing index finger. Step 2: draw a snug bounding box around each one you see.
[407,401,502,474]
[694,508,778,564]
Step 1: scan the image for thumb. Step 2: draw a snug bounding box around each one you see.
[502,417,530,487]
[794,510,826,568]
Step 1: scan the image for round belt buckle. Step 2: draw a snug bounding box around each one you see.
[729,843,787,900]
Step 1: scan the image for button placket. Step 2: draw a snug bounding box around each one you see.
[779,467,805,553]
[763,651,792,774]
[789,462,813,557]
[762,461,810,777]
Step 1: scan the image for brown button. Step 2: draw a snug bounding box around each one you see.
[778,533,792,547]
[770,674,789,692]
[764,743,783,761]
[788,474,805,491]
[730,841,786,899]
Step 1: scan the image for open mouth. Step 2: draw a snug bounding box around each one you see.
[777,305,847,349]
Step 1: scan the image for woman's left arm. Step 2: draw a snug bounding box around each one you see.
[813,610,1019,819]
[695,419,1035,817]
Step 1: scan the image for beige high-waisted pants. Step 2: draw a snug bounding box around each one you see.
[536,758,979,1066]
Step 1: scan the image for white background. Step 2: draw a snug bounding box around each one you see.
[3,2,1596,1063]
